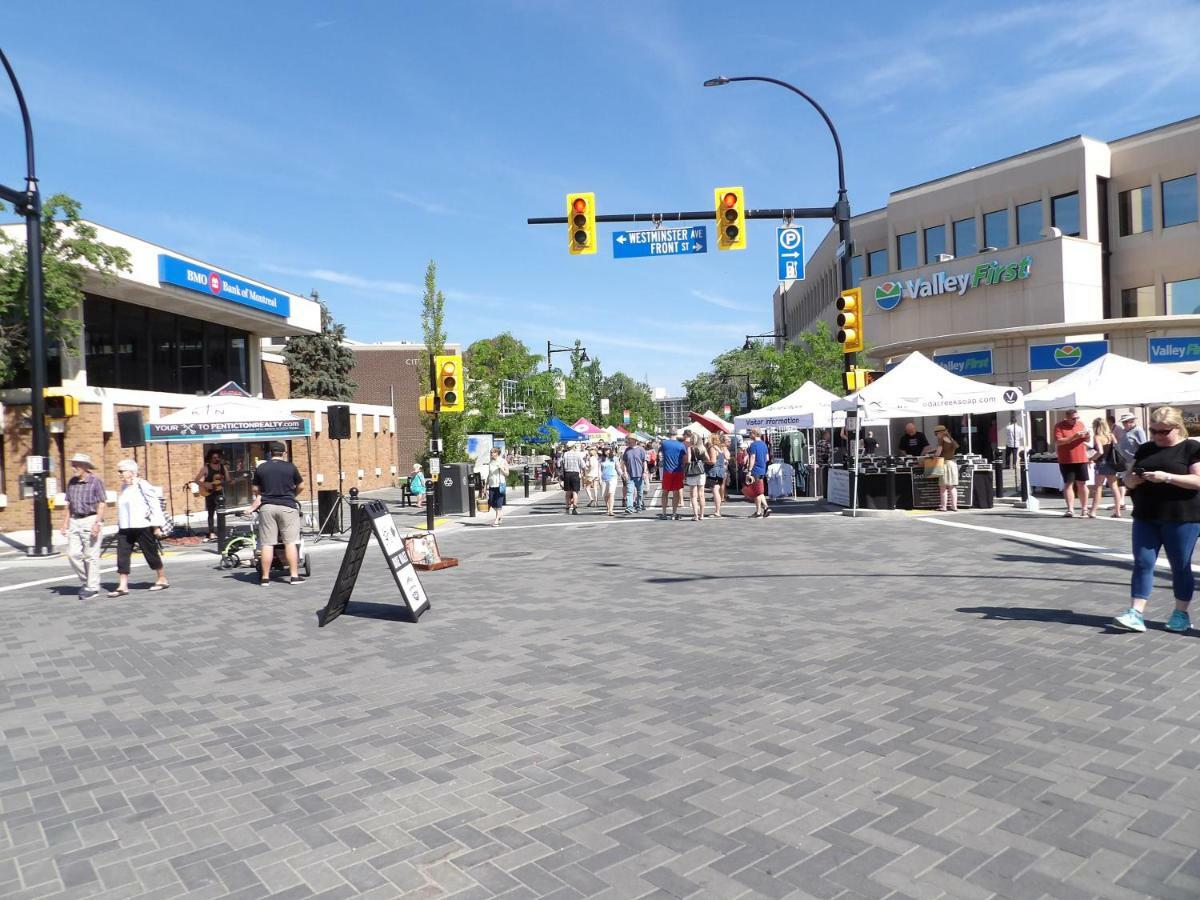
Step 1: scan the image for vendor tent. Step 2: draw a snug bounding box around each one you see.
[571,418,605,437]
[1022,353,1200,410]
[832,352,1025,419]
[531,417,585,443]
[735,381,841,430]
[600,425,626,442]
[689,410,734,433]
[144,396,312,443]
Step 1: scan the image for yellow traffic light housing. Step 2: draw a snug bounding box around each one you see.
[714,186,746,250]
[418,392,435,414]
[836,288,863,353]
[567,192,596,255]
[434,353,464,412]
[44,391,78,418]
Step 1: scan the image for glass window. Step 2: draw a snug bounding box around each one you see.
[84,297,116,387]
[1017,200,1043,244]
[983,209,1009,249]
[924,225,947,264]
[179,318,205,395]
[850,254,863,287]
[896,231,917,270]
[1051,192,1080,237]
[953,217,977,256]
[867,248,888,276]
[115,302,149,391]
[1119,185,1152,236]
[149,309,179,393]
[1167,277,1200,315]
[229,334,248,391]
[1163,174,1198,228]
[1119,285,1155,318]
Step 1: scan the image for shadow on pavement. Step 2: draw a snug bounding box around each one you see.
[313,601,419,624]
[957,605,1198,637]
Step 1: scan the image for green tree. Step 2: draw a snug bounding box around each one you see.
[463,332,554,447]
[282,291,357,400]
[597,371,658,431]
[0,194,131,386]
[420,260,465,462]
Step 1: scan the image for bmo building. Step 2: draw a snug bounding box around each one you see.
[777,114,1200,453]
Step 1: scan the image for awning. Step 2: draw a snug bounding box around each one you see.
[145,396,313,443]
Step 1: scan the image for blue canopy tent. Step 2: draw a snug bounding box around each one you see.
[529,417,585,444]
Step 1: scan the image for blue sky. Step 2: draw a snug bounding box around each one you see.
[2,1,1198,393]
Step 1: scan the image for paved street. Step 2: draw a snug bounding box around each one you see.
[1,491,1198,899]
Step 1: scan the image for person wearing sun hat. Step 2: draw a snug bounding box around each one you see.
[927,425,960,511]
[61,452,107,599]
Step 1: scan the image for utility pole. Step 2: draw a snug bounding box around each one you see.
[426,354,440,533]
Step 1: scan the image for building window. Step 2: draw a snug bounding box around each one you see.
[953,217,977,256]
[1017,200,1043,244]
[850,254,864,287]
[867,248,888,276]
[1119,285,1155,318]
[1118,185,1152,236]
[1163,174,1198,228]
[1167,277,1200,315]
[896,231,917,270]
[983,209,1009,249]
[1051,192,1080,237]
[924,224,947,264]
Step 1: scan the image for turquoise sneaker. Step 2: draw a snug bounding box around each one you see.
[1113,608,1146,632]
[1165,610,1191,633]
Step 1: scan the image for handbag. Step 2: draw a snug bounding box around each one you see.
[686,448,705,477]
[922,457,945,479]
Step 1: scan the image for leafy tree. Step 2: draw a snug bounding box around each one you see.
[282,291,357,400]
[0,194,131,386]
[419,260,465,462]
[463,332,555,446]
[597,371,658,431]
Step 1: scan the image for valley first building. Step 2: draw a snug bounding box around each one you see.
[0,222,397,533]
[776,114,1200,453]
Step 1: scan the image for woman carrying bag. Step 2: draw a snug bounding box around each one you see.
[685,433,708,521]
[109,459,169,596]
[925,425,960,512]
[485,447,510,527]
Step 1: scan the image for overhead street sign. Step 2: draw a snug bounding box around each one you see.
[778,225,805,281]
[612,226,707,259]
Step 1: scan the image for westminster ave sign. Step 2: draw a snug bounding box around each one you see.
[875,255,1033,311]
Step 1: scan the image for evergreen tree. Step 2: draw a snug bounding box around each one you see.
[282,292,357,400]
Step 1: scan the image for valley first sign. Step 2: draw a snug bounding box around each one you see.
[875,256,1033,311]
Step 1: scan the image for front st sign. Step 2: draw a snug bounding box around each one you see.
[612,227,707,259]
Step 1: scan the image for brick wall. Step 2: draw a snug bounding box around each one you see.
[348,346,430,474]
[0,401,396,534]
[262,359,290,399]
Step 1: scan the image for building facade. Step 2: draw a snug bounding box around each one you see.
[776,114,1200,450]
[655,396,688,434]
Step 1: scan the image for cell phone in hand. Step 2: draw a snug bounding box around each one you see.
[1132,467,1146,476]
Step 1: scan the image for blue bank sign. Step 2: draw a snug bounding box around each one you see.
[158,254,290,317]
[1029,340,1108,371]
[933,349,993,377]
[1148,336,1200,364]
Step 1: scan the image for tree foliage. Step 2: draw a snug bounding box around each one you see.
[420,260,466,462]
[0,194,131,386]
[282,293,357,400]
[463,332,552,446]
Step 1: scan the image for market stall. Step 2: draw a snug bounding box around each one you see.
[1022,352,1200,409]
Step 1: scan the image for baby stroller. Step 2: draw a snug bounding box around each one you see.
[219,510,311,577]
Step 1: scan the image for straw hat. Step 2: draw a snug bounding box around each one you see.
[117,459,139,473]
[68,452,95,469]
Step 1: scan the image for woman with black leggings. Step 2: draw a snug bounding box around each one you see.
[108,459,169,597]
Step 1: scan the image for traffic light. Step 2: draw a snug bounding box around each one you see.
[863,370,885,385]
[836,288,863,353]
[567,192,596,255]
[434,353,464,412]
[44,392,78,418]
[714,186,746,250]
[843,368,864,392]
[418,392,435,414]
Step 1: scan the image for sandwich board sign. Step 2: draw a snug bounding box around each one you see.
[320,499,431,626]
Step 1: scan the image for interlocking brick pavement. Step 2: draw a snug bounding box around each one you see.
[0,498,1197,898]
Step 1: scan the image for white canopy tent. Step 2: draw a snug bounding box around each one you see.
[833,352,1025,420]
[1022,352,1200,410]
[734,381,841,430]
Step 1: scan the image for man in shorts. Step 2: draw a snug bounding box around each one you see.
[560,443,584,514]
[250,441,305,585]
[659,431,687,519]
[1053,408,1091,517]
[744,427,771,518]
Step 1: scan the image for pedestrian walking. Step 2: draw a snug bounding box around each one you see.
[1088,417,1124,518]
[620,435,646,514]
[1004,416,1026,469]
[410,463,427,508]
[707,432,729,518]
[561,443,584,514]
[1054,408,1091,517]
[685,433,707,521]
[108,459,169,596]
[744,428,771,518]
[249,442,305,586]
[659,432,687,519]
[61,452,107,599]
[600,449,619,515]
[927,425,960,511]
[1112,406,1200,634]
[582,448,600,507]
[484,447,509,526]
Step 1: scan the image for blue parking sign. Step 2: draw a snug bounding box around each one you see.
[777,226,805,281]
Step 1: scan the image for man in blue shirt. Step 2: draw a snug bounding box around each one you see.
[620,435,647,514]
[745,427,771,518]
[659,431,687,520]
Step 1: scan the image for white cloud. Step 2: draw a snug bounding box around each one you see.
[690,289,754,312]
[260,263,419,296]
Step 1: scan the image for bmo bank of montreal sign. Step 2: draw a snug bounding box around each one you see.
[158,254,291,317]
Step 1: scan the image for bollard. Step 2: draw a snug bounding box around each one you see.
[523,466,530,498]
[541,468,547,492]
[993,460,1004,499]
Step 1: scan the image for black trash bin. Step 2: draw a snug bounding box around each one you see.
[439,463,473,515]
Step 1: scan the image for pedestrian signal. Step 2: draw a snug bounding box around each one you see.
[714,186,745,250]
[836,288,863,353]
[434,354,464,412]
[419,392,435,414]
[567,192,596,255]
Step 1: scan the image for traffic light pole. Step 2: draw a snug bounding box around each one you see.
[426,354,440,533]
[528,206,834,226]
[0,49,52,557]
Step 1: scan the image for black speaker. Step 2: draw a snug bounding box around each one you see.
[327,404,351,440]
[117,410,145,447]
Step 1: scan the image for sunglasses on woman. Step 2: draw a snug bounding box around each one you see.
[1149,427,1175,436]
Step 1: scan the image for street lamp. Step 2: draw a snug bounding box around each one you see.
[0,48,52,556]
[546,340,588,372]
[705,74,853,377]
[743,331,785,352]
